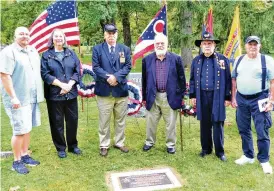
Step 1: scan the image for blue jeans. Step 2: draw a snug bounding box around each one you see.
[236,92,272,163]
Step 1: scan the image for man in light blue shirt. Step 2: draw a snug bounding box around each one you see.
[231,36,274,174]
[0,27,44,174]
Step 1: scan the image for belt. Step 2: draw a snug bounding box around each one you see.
[238,90,269,99]
[157,89,166,93]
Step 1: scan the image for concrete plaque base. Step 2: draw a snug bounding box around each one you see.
[0,151,13,158]
[109,167,183,191]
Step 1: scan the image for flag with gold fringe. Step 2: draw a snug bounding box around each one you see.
[223,6,242,67]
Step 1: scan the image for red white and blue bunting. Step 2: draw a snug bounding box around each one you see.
[181,100,196,117]
[127,81,142,116]
[78,64,96,98]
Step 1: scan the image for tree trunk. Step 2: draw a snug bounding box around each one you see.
[180,4,193,68]
[100,19,105,34]
[121,11,131,48]
[181,48,193,68]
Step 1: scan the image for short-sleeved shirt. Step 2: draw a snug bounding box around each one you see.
[231,54,274,95]
[0,43,44,107]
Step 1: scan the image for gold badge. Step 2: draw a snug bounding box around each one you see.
[119,52,125,63]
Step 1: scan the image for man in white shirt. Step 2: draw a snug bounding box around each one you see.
[231,36,274,174]
[0,27,44,174]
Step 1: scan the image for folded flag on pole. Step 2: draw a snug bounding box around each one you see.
[132,5,167,66]
[199,7,213,54]
[29,0,80,53]
[205,7,213,34]
[223,6,242,66]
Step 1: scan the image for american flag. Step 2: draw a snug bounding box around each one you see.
[132,5,167,66]
[29,0,80,53]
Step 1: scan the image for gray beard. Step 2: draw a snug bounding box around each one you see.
[155,49,167,56]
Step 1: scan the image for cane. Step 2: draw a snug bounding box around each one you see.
[179,109,183,151]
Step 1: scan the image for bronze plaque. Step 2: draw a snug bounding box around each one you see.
[119,172,172,189]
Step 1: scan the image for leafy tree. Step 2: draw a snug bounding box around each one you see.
[168,0,274,67]
[1,0,50,44]
[116,1,148,48]
[1,0,273,56]
[77,0,118,46]
[116,1,161,49]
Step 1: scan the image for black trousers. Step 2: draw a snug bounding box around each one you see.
[200,90,224,157]
[46,98,78,151]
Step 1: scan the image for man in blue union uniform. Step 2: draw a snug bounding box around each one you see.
[189,31,232,161]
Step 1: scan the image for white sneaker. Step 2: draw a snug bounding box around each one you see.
[261,162,273,174]
[235,155,255,165]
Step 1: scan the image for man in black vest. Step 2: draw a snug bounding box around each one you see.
[231,36,274,174]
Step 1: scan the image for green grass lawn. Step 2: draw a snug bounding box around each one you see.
[1,96,274,190]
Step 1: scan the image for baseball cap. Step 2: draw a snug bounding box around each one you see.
[245,36,261,44]
[104,24,117,32]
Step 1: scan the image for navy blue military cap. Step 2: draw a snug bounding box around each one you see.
[195,31,220,47]
[104,24,118,32]
[245,36,260,44]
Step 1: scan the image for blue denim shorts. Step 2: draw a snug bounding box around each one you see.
[4,103,41,136]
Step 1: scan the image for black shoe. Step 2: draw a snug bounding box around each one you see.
[199,151,211,158]
[68,147,82,155]
[58,151,67,158]
[100,148,108,157]
[143,144,153,151]
[167,147,176,154]
[219,155,227,162]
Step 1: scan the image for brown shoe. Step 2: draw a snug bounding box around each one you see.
[100,148,108,156]
[114,145,129,153]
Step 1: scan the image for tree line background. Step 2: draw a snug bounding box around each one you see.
[1,0,274,67]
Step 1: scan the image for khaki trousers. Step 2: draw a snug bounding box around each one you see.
[97,96,128,148]
[145,92,177,148]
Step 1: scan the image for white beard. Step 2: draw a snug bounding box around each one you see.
[155,49,167,56]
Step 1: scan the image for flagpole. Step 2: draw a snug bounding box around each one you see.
[74,0,84,113]
[75,0,81,55]
[162,0,167,38]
